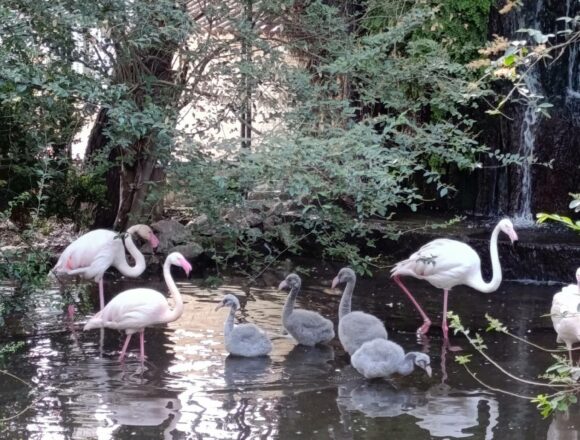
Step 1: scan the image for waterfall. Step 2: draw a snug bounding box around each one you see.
[565,0,580,117]
[515,72,541,223]
[513,0,544,224]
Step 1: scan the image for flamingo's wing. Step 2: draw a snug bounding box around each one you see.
[391,239,478,282]
[62,244,117,281]
[233,324,272,353]
[98,289,168,329]
[53,229,118,277]
[288,310,332,331]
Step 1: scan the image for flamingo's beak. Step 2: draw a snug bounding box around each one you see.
[278,280,288,290]
[331,276,339,289]
[424,365,432,377]
[509,230,519,243]
[181,259,192,276]
[149,233,160,249]
[214,304,224,312]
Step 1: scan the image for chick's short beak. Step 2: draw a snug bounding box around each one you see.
[331,276,339,289]
[425,365,432,377]
[214,304,224,312]
[278,280,288,290]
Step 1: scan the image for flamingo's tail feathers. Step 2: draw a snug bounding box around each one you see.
[83,313,104,331]
[390,259,414,277]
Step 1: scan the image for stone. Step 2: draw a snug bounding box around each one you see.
[267,201,285,216]
[169,243,204,260]
[263,215,282,231]
[244,212,263,228]
[186,214,215,235]
[151,219,189,252]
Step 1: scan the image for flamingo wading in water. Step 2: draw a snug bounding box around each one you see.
[52,224,160,312]
[550,268,580,362]
[83,252,191,362]
[391,218,518,343]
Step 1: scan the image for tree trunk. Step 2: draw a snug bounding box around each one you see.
[84,40,178,230]
[85,108,120,229]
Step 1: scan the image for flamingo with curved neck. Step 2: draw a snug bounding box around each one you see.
[52,224,159,312]
[391,218,518,344]
[83,252,191,362]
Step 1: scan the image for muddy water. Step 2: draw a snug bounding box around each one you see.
[0,264,578,439]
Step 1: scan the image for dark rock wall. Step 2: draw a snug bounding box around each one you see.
[474,0,580,216]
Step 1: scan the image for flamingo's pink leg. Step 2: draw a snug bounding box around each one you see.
[119,334,132,362]
[442,289,462,351]
[442,289,449,340]
[98,278,105,311]
[67,304,76,320]
[139,330,145,363]
[394,275,432,335]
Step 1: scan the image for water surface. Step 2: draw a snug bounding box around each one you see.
[0,264,577,439]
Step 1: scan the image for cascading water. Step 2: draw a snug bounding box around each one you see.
[513,0,544,225]
[565,0,580,116]
[475,0,580,218]
[515,72,541,224]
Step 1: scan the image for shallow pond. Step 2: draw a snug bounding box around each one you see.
[0,262,577,439]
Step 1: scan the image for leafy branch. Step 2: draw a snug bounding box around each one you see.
[448,311,580,417]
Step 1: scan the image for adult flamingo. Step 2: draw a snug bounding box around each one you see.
[391,218,518,343]
[52,224,160,312]
[83,252,191,362]
[550,268,580,362]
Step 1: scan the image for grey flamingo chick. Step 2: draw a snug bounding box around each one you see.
[278,273,335,346]
[215,294,272,357]
[332,268,388,356]
[351,339,432,379]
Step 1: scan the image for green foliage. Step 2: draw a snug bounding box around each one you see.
[171,0,500,273]
[537,194,580,232]
[0,250,50,291]
[0,342,25,360]
[450,311,580,417]
[533,393,578,419]
[362,0,494,62]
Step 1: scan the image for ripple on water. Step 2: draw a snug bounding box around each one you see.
[0,270,573,439]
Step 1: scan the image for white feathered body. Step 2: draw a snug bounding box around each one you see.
[339,311,388,356]
[351,339,407,379]
[52,228,137,282]
[226,323,272,357]
[391,239,483,290]
[551,284,580,347]
[84,288,175,334]
[284,309,335,346]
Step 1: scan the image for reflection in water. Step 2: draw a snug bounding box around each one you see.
[547,410,580,440]
[90,385,181,439]
[337,378,499,438]
[0,270,573,439]
[224,355,272,387]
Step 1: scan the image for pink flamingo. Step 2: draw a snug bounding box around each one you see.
[83,251,191,362]
[391,218,518,343]
[51,224,160,312]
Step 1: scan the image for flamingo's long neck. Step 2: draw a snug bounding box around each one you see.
[114,231,146,278]
[162,259,184,323]
[469,222,503,293]
[282,284,300,325]
[224,307,235,339]
[339,278,355,320]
